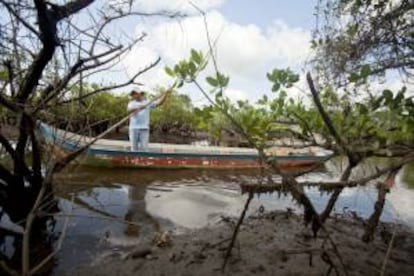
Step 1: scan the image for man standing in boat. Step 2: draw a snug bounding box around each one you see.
[127,89,169,151]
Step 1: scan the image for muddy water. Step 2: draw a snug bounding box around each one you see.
[50,160,414,275]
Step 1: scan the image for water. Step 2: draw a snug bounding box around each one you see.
[1,160,413,274]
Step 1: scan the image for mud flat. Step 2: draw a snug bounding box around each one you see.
[71,210,414,276]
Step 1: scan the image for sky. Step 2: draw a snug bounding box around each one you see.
[102,0,321,105]
[1,0,409,103]
[220,0,317,29]
[83,0,319,105]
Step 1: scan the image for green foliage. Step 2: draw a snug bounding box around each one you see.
[161,49,414,153]
[286,85,414,149]
[45,84,129,123]
[165,48,230,108]
[267,68,299,92]
[206,72,230,88]
[0,69,8,81]
[164,49,207,87]
[206,109,231,141]
[151,93,196,131]
[232,102,280,148]
[312,0,413,84]
[193,105,214,130]
[348,65,372,83]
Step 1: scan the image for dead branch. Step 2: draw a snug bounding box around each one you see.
[28,195,74,275]
[380,224,397,276]
[0,0,40,37]
[362,184,387,243]
[16,0,61,104]
[0,133,16,158]
[22,180,47,275]
[4,60,16,96]
[321,251,340,276]
[0,3,178,274]
[222,192,253,271]
[0,225,23,237]
[306,72,360,166]
[0,94,20,113]
[57,56,161,105]
[288,154,335,178]
[42,213,144,229]
[34,43,127,111]
[0,260,20,276]
[241,154,414,194]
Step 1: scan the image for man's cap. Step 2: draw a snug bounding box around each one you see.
[130,90,146,96]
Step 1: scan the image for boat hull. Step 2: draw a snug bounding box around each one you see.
[47,145,322,170]
[39,123,330,170]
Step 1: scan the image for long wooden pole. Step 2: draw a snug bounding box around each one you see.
[50,85,175,173]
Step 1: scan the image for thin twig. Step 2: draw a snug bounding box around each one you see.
[222,192,253,271]
[22,183,47,276]
[29,194,74,275]
[380,224,397,276]
[0,260,20,276]
[42,213,143,228]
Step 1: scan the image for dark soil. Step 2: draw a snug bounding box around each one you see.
[72,211,414,276]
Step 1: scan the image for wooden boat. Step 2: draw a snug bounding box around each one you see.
[38,123,332,170]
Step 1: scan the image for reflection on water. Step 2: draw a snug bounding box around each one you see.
[49,161,414,275]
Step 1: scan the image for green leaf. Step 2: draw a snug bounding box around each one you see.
[356,103,368,115]
[360,65,371,78]
[219,75,229,87]
[382,89,393,103]
[174,64,181,74]
[191,49,202,65]
[199,60,208,71]
[206,76,218,87]
[272,83,280,92]
[348,72,360,82]
[188,61,197,76]
[0,70,9,81]
[266,72,275,82]
[165,66,175,77]
[371,97,383,110]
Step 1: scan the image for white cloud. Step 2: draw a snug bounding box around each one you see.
[370,78,414,96]
[133,0,226,13]
[122,10,311,104]
[224,88,248,102]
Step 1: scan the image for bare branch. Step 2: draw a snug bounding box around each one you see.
[53,0,95,20]
[0,0,40,37]
[0,132,16,159]
[58,56,161,104]
[306,72,360,165]
[241,153,414,194]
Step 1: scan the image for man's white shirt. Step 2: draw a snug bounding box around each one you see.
[127,100,155,129]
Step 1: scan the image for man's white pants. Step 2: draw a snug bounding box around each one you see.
[129,128,150,151]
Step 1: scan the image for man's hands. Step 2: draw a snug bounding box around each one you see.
[157,88,172,99]
[155,88,173,106]
[128,88,172,114]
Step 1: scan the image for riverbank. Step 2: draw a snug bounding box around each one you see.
[72,210,414,276]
